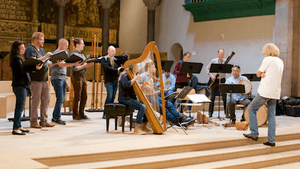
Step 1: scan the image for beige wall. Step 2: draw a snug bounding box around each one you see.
[119,0,148,54]
[119,0,275,94]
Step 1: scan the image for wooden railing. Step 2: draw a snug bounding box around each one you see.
[187,0,211,4]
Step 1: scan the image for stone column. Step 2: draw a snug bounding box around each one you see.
[56,0,70,43]
[31,0,40,33]
[98,0,115,55]
[274,0,300,97]
[143,0,160,43]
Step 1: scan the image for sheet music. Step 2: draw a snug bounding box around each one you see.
[187,94,211,103]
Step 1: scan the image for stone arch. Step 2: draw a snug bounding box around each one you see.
[169,43,183,72]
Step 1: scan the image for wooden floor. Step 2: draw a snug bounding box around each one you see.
[1,108,300,169]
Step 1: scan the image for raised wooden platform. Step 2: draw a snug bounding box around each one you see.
[1,108,300,169]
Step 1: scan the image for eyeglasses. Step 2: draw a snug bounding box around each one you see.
[38,39,45,42]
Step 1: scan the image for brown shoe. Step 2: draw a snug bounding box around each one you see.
[134,124,146,135]
[40,123,55,127]
[31,124,42,129]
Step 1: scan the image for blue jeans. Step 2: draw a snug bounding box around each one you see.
[159,90,174,101]
[104,82,118,114]
[120,99,146,124]
[13,86,29,130]
[51,79,66,120]
[228,98,251,122]
[157,96,182,124]
[248,94,277,143]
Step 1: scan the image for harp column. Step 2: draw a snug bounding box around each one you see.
[143,0,160,43]
[274,0,300,97]
[56,0,70,43]
[98,0,116,55]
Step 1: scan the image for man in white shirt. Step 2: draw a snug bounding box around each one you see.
[243,43,284,147]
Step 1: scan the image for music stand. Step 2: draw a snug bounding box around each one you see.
[180,62,203,74]
[219,84,245,123]
[242,73,261,99]
[0,51,9,80]
[241,73,261,81]
[161,60,174,72]
[209,64,233,120]
[164,86,193,135]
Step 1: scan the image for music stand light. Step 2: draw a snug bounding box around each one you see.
[0,51,9,81]
[209,64,233,120]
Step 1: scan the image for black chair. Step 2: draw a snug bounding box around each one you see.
[105,103,134,132]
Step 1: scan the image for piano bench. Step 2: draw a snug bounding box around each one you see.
[105,103,134,133]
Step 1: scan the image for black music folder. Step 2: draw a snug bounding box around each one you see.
[114,55,128,67]
[65,53,83,63]
[86,57,102,63]
[66,54,102,63]
[21,57,42,67]
[49,51,69,63]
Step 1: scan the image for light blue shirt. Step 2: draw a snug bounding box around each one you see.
[51,50,69,80]
[157,73,176,92]
[225,75,249,102]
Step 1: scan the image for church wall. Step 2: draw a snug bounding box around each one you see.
[119,0,148,54]
[119,0,275,95]
[187,15,275,94]
[155,0,275,95]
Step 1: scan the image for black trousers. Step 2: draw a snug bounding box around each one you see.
[208,78,227,116]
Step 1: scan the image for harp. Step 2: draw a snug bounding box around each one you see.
[123,42,167,134]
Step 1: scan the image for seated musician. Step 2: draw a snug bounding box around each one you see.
[118,64,151,134]
[137,61,195,127]
[225,65,251,124]
[187,73,198,92]
[186,73,199,112]
[177,73,199,115]
[156,70,176,98]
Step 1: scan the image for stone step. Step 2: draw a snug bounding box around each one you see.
[260,161,300,169]
[169,145,300,169]
[47,138,300,169]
